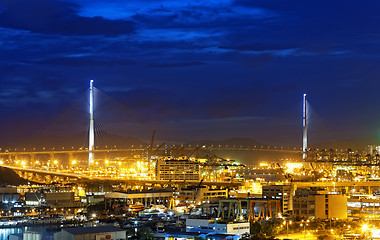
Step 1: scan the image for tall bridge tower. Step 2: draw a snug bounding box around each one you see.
[89,80,95,168]
[302,93,307,160]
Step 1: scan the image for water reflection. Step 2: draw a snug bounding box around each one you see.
[1,225,61,240]
[0,227,22,239]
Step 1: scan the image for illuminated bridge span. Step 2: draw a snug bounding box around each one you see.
[5,165,243,188]
[0,146,301,170]
[1,82,311,168]
[1,83,308,168]
[0,149,145,161]
[7,165,87,183]
[0,146,301,158]
[174,145,302,153]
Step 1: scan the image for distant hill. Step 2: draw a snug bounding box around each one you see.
[2,132,148,150]
[184,138,269,148]
[0,167,28,186]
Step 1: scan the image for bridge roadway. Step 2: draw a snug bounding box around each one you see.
[0,148,146,157]
[4,165,243,187]
[0,146,301,157]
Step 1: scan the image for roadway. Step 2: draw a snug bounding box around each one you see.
[0,146,301,157]
[276,232,317,240]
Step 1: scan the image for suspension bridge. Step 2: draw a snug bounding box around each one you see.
[0,81,374,184]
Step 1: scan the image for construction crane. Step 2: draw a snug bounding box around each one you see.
[163,179,172,188]
[172,146,185,158]
[187,146,201,159]
[276,163,293,182]
[193,179,204,204]
[154,142,166,154]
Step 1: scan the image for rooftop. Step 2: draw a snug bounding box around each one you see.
[117,189,172,194]
[63,225,125,235]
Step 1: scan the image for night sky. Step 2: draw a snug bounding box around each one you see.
[1,0,380,148]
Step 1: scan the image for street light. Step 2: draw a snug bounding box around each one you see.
[362,224,369,232]
[362,223,369,238]
[283,220,292,237]
[301,220,309,239]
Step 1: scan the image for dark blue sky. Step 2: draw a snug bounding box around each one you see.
[1,0,380,147]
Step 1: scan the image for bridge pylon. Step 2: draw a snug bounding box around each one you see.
[89,80,95,168]
[302,93,308,160]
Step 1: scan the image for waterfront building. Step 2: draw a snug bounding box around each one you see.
[9,232,42,240]
[0,186,19,204]
[25,192,44,206]
[186,218,249,237]
[45,192,75,206]
[54,225,126,240]
[25,191,75,207]
[155,158,199,181]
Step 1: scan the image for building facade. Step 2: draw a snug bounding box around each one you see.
[347,195,380,216]
[186,218,250,236]
[262,184,293,214]
[315,193,347,219]
[180,186,228,204]
[54,226,126,240]
[293,188,347,220]
[155,158,199,181]
[0,187,19,204]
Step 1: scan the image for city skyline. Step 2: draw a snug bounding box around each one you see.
[1,0,380,147]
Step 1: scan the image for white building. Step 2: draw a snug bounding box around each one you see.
[54,226,126,240]
[9,232,42,240]
[186,218,250,237]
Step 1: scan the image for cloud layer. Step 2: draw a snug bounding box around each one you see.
[0,0,380,146]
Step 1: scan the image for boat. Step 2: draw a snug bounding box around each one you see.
[128,204,145,212]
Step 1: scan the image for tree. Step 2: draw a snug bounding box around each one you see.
[137,228,155,240]
[250,221,281,239]
[126,228,155,240]
[262,222,281,237]
[251,221,263,235]
[317,233,334,240]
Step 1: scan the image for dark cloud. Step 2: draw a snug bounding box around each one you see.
[35,56,135,67]
[1,0,380,146]
[147,61,204,68]
[0,0,134,36]
[219,43,298,52]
